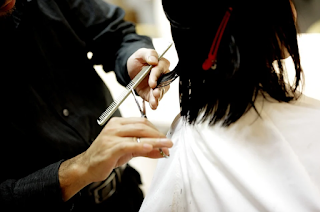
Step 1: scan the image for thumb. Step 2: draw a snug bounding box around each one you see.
[145,49,159,66]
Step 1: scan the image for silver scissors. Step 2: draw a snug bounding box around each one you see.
[131,88,169,158]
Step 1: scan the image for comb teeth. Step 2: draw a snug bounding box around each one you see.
[97,103,116,125]
[126,81,134,90]
[97,91,126,125]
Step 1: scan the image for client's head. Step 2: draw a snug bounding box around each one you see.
[161,0,302,126]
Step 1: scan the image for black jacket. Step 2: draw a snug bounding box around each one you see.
[0,0,153,211]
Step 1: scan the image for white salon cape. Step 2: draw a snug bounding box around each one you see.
[139,94,320,212]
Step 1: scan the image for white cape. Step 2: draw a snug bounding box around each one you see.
[140,95,320,212]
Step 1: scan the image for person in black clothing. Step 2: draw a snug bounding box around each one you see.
[0,0,172,211]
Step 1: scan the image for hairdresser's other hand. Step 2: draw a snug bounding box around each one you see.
[127,48,171,110]
[59,117,173,201]
[83,117,172,182]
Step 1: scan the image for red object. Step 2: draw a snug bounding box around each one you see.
[202,7,233,70]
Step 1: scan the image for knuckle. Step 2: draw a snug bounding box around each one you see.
[140,118,149,125]
[133,123,147,133]
[117,143,127,152]
[103,125,121,135]
[163,58,170,65]
[150,49,158,56]
[160,58,170,68]
[108,117,119,124]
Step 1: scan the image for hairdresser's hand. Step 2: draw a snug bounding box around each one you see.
[83,117,172,182]
[59,117,173,201]
[127,48,171,110]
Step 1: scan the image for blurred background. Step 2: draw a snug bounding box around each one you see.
[103,0,172,38]
[294,0,320,33]
[97,0,320,196]
[105,0,320,36]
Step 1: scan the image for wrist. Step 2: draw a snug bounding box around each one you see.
[59,153,91,201]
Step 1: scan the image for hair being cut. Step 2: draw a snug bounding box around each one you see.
[159,0,303,126]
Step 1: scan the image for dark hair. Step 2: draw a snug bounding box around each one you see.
[159,0,303,126]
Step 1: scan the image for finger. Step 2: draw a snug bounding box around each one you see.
[134,148,171,159]
[139,48,158,66]
[135,138,173,148]
[148,88,158,110]
[133,138,172,158]
[149,84,170,110]
[108,117,156,129]
[104,117,161,138]
[113,138,171,158]
[159,147,170,157]
[115,122,166,138]
[152,85,170,101]
[112,142,154,159]
[153,88,162,100]
[148,58,170,88]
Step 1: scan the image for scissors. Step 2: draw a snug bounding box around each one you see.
[131,88,169,158]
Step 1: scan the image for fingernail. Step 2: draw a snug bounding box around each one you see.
[162,152,170,158]
[158,138,171,145]
[148,56,157,64]
[149,102,155,110]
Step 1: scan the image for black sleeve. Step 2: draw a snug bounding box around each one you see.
[58,0,155,86]
[0,1,153,210]
[0,160,74,211]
